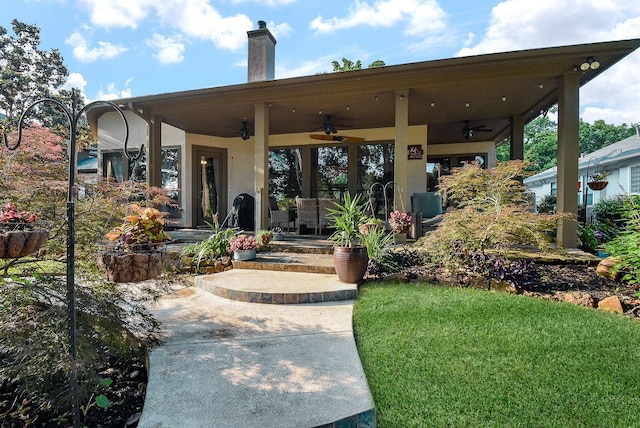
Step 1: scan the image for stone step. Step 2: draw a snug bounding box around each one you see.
[195,269,356,304]
[232,252,335,275]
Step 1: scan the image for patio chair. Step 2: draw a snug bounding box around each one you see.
[269,197,292,232]
[410,192,444,236]
[296,197,319,235]
[318,198,339,235]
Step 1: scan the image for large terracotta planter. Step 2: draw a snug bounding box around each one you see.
[333,246,368,284]
[0,225,49,259]
[97,244,165,283]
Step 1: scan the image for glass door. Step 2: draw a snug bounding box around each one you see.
[194,148,227,227]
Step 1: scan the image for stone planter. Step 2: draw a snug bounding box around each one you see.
[97,244,166,283]
[233,249,256,261]
[0,224,49,259]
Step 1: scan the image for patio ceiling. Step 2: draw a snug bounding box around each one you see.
[91,39,640,146]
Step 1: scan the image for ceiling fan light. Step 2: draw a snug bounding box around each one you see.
[240,121,250,140]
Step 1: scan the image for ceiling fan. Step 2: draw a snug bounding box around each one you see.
[462,120,493,140]
[310,114,365,143]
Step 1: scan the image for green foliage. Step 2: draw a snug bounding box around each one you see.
[536,194,556,213]
[605,196,640,284]
[508,112,635,174]
[0,275,161,421]
[327,193,367,247]
[180,218,236,270]
[331,57,385,72]
[360,225,393,261]
[0,20,70,129]
[420,161,569,272]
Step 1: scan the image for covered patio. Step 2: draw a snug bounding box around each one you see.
[90,33,640,249]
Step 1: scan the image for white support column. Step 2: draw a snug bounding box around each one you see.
[394,89,409,210]
[556,72,580,248]
[254,103,269,230]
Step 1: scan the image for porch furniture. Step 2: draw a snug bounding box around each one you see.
[318,198,339,234]
[269,197,292,231]
[296,197,320,235]
[411,192,444,236]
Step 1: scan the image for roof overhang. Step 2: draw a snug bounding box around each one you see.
[87,38,640,145]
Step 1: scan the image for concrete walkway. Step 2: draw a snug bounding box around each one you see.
[138,270,376,428]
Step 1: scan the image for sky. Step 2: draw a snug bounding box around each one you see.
[3,0,640,126]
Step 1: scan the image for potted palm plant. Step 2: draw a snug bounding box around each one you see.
[327,193,369,283]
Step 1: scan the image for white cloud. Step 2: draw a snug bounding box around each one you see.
[580,52,640,125]
[153,0,252,51]
[310,0,446,35]
[147,34,186,64]
[267,21,294,40]
[230,0,296,5]
[456,0,640,124]
[457,0,640,56]
[80,0,253,51]
[79,0,154,29]
[63,72,88,92]
[276,54,337,79]
[66,31,127,62]
[95,82,133,102]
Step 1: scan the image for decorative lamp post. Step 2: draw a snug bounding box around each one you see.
[2,93,138,428]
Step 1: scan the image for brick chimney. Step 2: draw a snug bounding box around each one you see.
[247,20,276,82]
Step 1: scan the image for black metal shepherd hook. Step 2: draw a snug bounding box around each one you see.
[2,93,140,428]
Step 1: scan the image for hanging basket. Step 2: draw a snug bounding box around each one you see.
[587,181,608,191]
[97,243,166,283]
[0,223,49,259]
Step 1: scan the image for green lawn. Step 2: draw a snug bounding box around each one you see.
[353,282,640,427]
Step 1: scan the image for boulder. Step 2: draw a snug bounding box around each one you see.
[598,295,624,314]
[596,257,621,281]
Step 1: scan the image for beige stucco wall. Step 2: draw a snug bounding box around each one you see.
[99,112,492,228]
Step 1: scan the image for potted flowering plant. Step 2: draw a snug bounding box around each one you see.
[0,202,49,258]
[229,234,259,260]
[98,204,171,282]
[388,210,412,234]
[588,171,609,190]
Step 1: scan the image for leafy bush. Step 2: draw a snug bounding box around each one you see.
[536,194,556,213]
[605,196,640,284]
[180,218,236,270]
[418,161,568,281]
[0,275,163,425]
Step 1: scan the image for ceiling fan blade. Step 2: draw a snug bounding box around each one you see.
[310,134,365,143]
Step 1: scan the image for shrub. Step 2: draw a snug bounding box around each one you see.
[0,275,162,424]
[605,196,640,284]
[419,160,569,277]
[180,217,236,270]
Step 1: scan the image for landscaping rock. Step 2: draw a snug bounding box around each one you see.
[598,295,624,314]
[554,291,596,308]
[596,257,621,281]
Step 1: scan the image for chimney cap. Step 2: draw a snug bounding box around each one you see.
[258,20,267,29]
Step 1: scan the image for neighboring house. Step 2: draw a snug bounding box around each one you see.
[87,22,640,248]
[525,126,640,220]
